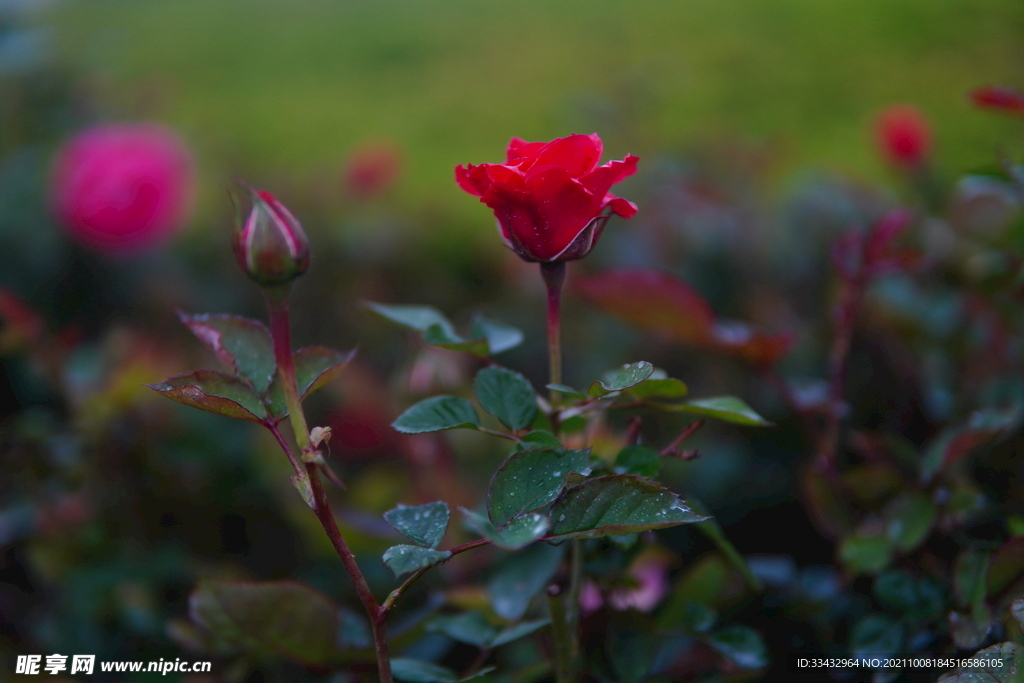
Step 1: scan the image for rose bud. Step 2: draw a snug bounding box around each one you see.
[50,123,193,255]
[232,186,310,286]
[875,105,932,170]
[456,133,638,262]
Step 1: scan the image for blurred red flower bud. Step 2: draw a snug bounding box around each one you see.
[971,85,1024,116]
[51,123,193,255]
[456,133,638,262]
[875,105,932,169]
[232,186,310,286]
[344,143,402,199]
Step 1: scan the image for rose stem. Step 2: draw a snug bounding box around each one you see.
[539,261,582,681]
[817,260,865,473]
[540,261,566,396]
[547,585,575,683]
[264,287,393,683]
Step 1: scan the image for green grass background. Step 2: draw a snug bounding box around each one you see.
[45,0,1024,231]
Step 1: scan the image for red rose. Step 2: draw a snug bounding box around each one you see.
[51,123,193,255]
[875,105,932,169]
[456,134,638,262]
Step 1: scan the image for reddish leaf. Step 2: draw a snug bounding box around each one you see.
[972,85,1024,116]
[575,269,714,344]
[576,269,792,367]
[988,536,1024,596]
[0,288,44,351]
[188,579,342,665]
[710,322,796,368]
[149,370,267,423]
[922,407,1021,479]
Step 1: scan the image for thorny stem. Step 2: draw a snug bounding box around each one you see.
[264,287,393,683]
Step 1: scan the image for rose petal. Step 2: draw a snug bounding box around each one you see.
[580,154,639,197]
[455,164,491,196]
[506,137,547,164]
[605,196,638,219]
[520,134,603,176]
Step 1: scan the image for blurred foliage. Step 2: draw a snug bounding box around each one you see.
[4,0,1024,682]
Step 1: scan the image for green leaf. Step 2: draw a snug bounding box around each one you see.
[705,624,769,669]
[546,384,585,400]
[688,497,762,592]
[657,555,729,630]
[884,491,935,553]
[936,642,1023,683]
[680,600,718,633]
[589,361,655,397]
[423,324,488,355]
[179,313,276,392]
[427,612,497,648]
[366,302,458,337]
[489,543,564,620]
[490,618,550,647]
[384,502,450,549]
[488,447,591,527]
[671,396,771,426]
[149,371,267,422]
[518,430,563,449]
[839,534,893,575]
[427,612,547,649]
[268,346,356,417]
[608,626,660,683]
[956,548,992,610]
[874,571,944,621]
[547,475,708,540]
[382,545,451,578]
[850,614,904,660]
[392,396,480,434]
[474,367,538,431]
[614,445,661,477]
[461,507,549,551]
[471,316,524,355]
[294,345,355,398]
[628,377,689,399]
[391,660,495,683]
[391,658,458,683]
[366,302,522,357]
[188,579,340,665]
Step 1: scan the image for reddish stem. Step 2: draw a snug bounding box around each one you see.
[263,288,392,683]
[541,262,566,394]
[818,270,866,471]
[661,419,705,456]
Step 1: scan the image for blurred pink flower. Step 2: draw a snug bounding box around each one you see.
[609,554,671,612]
[344,143,402,199]
[579,581,604,615]
[579,552,671,614]
[51,123,193,255]
[875,105,932,170]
